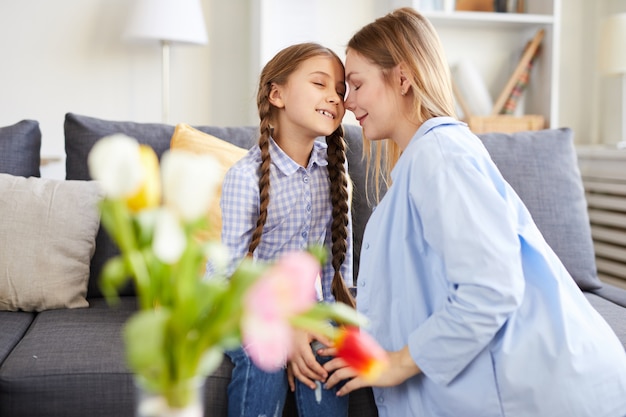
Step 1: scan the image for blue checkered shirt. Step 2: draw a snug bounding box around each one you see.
[218,137,353,302]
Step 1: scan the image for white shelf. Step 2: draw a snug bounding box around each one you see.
[422,11,554,29]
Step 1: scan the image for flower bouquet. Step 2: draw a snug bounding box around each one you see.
[87,134,388,416]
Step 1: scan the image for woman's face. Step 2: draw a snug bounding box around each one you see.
[344,49,402,143]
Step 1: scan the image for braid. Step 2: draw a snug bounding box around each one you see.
[326,126,356,308]
[247,94,273,257]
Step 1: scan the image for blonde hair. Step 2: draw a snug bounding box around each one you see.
[249,43,355,307]
[347,7,457,200]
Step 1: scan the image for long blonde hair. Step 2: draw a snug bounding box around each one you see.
[249,43,355,308]
[348,7,457,200]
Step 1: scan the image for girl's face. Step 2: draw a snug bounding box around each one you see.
[345,49,408,146]
[271,56,346,142]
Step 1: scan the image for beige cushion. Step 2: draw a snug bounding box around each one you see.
[170,123,247,242]
[0,174,104,311]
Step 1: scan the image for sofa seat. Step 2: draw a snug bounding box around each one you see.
[0,298,136,416]
[0,295,374,417]
[0,311,34,365]
[585,290,626,349]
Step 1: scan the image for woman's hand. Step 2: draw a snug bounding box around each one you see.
[322,345,421,396]
[287,328,329,391]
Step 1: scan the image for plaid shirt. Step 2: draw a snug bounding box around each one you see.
[219,137,353,302]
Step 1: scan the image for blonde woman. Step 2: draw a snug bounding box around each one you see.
[323,8,626,417]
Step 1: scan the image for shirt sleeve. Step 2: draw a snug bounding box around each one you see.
[407,141,525,386]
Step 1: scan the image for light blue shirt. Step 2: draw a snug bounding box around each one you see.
[219,137,353,302]
[357,117,626,417]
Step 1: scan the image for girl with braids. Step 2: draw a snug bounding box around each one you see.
[219,42,354,417]
[322,7,626,417]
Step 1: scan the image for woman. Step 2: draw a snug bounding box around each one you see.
[323,7,626,417]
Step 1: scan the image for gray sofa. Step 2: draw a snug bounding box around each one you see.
[0,113,625,417]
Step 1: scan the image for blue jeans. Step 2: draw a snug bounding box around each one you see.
[226,344,348,417]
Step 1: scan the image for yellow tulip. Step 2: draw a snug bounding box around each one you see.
[126,145,161,212]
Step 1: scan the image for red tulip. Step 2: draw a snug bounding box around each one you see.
[333,326,389,382]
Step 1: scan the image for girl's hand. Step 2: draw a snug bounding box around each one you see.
[323,346,421,396]
[288,328,328,391]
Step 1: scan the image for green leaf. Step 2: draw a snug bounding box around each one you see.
[134,209,158,247]
[124,309,170,378]
[289,315,338,340]
[305,302,369,327]
[99,256,131,303]
[197,347,224,376]
[307,244,327,266]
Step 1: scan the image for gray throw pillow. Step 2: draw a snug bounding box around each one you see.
[0,174,104,311]
[64,113,177,298]
[0,120,41,178]
[478,128,602,291]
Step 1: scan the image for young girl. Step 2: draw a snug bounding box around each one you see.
[323,7,626,417]
[220,43,354,417]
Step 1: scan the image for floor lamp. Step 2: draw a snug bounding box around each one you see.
[124,0,208,123]
[600,13,626,149]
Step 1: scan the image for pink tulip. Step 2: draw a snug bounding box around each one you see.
[241,252,320,371]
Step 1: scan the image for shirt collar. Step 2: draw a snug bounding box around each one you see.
[269,137,328,176]
[391,117,466,181]
[415,116,466,139]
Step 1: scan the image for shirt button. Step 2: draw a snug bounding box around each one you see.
[359,280,365,287]
[303,176,309,184]
[306,203,311,212]
[364,243,369,250]
[301,231,308,239]
[377,396,384,404]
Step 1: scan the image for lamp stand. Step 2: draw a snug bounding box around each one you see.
[161,40,171,124]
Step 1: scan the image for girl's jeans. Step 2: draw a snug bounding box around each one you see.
[225,343,348,417]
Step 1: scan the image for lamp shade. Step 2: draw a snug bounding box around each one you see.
[124,0,208,45]
[600,13,626,75]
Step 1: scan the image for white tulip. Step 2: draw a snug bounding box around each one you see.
[87,134,143,198]
[152,208,186,264]
[160,150,221,221]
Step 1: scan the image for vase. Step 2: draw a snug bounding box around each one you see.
[135,377,205,417]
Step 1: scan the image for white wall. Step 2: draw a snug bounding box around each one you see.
[0,1,621,179]
[596,0,626,145]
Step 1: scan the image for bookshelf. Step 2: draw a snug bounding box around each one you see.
[398,0,561,128]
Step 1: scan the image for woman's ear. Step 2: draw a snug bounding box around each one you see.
[268,83,285,108]
[397,63,410,96]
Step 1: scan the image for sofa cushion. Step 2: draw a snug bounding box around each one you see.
[0,119,41,178]
[170,123,248,242]
[479,128,602,291]
[65,113,178,298]
[0,311,35,364]
[0,174,104,311]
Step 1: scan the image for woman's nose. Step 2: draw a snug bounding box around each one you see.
[344,92,355,111]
